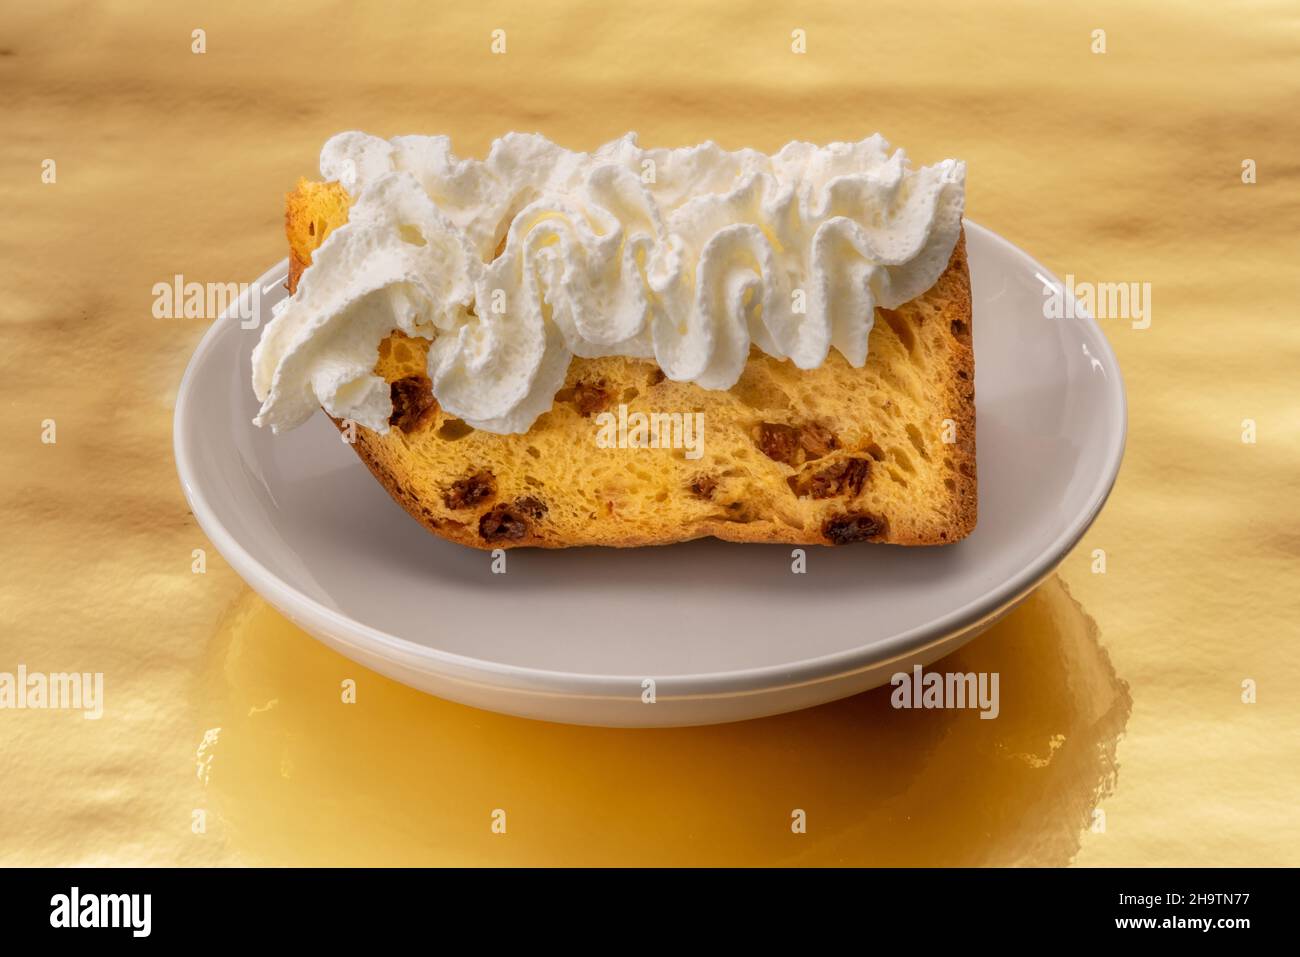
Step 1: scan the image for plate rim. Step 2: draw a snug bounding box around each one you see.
[173,219,1128,698]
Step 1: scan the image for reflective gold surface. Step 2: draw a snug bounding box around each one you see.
[2,1,1297,865]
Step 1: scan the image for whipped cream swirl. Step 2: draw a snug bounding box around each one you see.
[252,131,965,435]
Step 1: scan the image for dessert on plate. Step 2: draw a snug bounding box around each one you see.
[251,131,974,549]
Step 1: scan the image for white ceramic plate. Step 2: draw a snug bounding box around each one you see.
[174,221,1125,727]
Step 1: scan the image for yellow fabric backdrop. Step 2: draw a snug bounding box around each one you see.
[2,0,1297,865]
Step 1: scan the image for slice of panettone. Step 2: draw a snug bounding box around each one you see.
[283,179,976,549]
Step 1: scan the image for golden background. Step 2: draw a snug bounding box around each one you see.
[2,0,1297,865]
